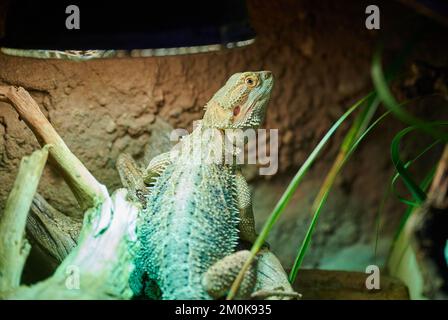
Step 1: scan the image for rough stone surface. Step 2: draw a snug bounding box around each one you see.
[293,269,410,300]
[0,0,447,278]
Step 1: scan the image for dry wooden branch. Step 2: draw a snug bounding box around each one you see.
[410,144,448,299]
[27,193,82,263]
[0,85,105,210]
[0,86,139,299]
[0,145,50,293]
[428,145,448,209]
[8,188,138,299]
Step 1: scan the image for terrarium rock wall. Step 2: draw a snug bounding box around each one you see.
[0,0,447,278]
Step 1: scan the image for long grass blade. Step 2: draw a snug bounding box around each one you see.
[394,166,435,242]
[391,140,440,206]
[225,93,373,299]
[387,165,435,277]
[390,123,448,206]
[288,110,390,283]
[374,140,439,259]
[371,50,448,142]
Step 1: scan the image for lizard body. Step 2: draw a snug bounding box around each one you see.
[136,128,241,299]
[120,71,297,299]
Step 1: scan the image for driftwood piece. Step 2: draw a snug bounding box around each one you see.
[0,84,107,264]
[0,146,50,293]
[427,145,448,209]
[0,86,105,210]
[0,86,138,299]
[7,188,138,300]
[410,144,448,299]
[27,193,82,263]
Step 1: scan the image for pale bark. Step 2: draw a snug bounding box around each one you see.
[409,144,448,299]
[0,86,138,299]
[7,188,138,300]
[0,86,105,210]
[27,193,82,263]
[0,146,50,293]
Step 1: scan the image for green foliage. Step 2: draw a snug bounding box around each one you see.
[228,45,446,299]
[251,94,374,257]
[372,48,448,299]
[227,94,372,299]
[372,50,448,142]
[288,98,387,283]
[390,140,439,207]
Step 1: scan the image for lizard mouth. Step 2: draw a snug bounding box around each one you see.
[243,104,255,121]
[233,98,253,126]
[233,97,264,129]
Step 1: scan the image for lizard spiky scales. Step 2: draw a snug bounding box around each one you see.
[139,163,240,298]
[130,71,275,299]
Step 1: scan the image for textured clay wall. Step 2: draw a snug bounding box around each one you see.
[0,0,447,272]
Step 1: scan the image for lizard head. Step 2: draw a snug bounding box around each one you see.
[202,71,273,129]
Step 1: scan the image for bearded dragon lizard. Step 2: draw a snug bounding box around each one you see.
[118,71,298,300]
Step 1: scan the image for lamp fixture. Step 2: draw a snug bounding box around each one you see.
[0,0,256,60]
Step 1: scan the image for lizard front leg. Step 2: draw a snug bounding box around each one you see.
[235,170,259,244]
[116,153,148,205]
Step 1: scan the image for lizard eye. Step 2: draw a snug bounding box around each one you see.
[233,106,241,116]
[245,76,257,88]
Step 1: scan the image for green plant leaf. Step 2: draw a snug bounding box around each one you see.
[375,140,438,263]
[390,139,440,206]
[387,165,435,281]
[393,166,435,243]
[371,50,448,142]
[288,110,390,283]
[390,123,448,206]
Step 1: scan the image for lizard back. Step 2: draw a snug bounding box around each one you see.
[131,71,273,299]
